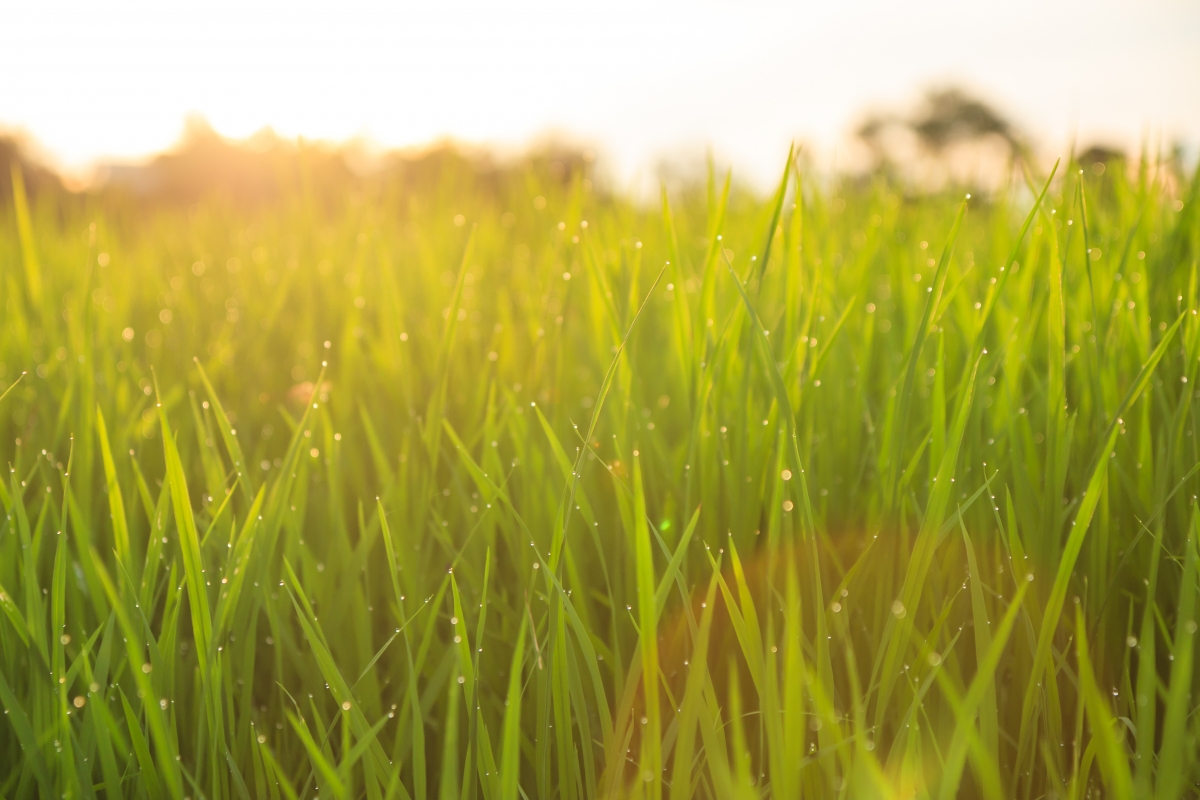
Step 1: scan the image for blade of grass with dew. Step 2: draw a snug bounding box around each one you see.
[282,560,399,800]
[726,662,757,800]
[667,568,719,800]
[653,506,701,618]
[50,517,82,800]
[119,686,165,800]
[290,709,348,799]
[874,350,982,734]
[10,472,47,664]
[0,666,52,795]
[721,242,837,748]
[96,407,132,575]
[1133,519,1163,798]
[883,198,968,511]
[156,378,227,791]
[960,519,998,757]
[1016,311,1185,777]
[935,575,1029,800]
[194,358,256,500]
[92,551,180,796]
[1074,604,1133,800]
[1154,511,1198,800]
[0,576,31,647]
[211,487,265,643]
[631,451,662,800]
[499,613,527,800]
[706,538,764,698]
[442,411,615,753]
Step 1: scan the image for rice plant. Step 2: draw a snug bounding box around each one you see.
[1,146,1198,799]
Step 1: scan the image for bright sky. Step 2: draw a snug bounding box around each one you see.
[3,0,1198,186]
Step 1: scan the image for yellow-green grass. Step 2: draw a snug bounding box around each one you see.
[0,149,1198,799]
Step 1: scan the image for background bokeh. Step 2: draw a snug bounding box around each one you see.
[3,0,1198,186]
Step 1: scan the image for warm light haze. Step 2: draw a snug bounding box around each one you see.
[4,3,1200,798]
[3,0,1198,181]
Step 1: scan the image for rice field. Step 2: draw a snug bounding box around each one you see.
[1,147,1198,799]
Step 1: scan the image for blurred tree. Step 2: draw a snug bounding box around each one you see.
[856,86,1026,190]
[909,87,1021,155]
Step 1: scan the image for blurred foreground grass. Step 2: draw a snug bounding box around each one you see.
[1,148,1199,799]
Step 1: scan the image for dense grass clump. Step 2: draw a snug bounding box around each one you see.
[1,148,1199,799]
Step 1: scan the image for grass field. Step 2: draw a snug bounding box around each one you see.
[1,146,1199,799]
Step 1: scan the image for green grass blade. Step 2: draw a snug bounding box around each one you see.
[95,407,132,572]
[960,520,998,756]
[194,358,256,500]
[936,582,1029,800]
[1154,511,1199,800]
[631,451,662,800]
[1074,605,1133,800]
[499,616,527,800]
[1017,310,1185,775]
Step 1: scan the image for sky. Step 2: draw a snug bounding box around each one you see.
[3,0,1198,187]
